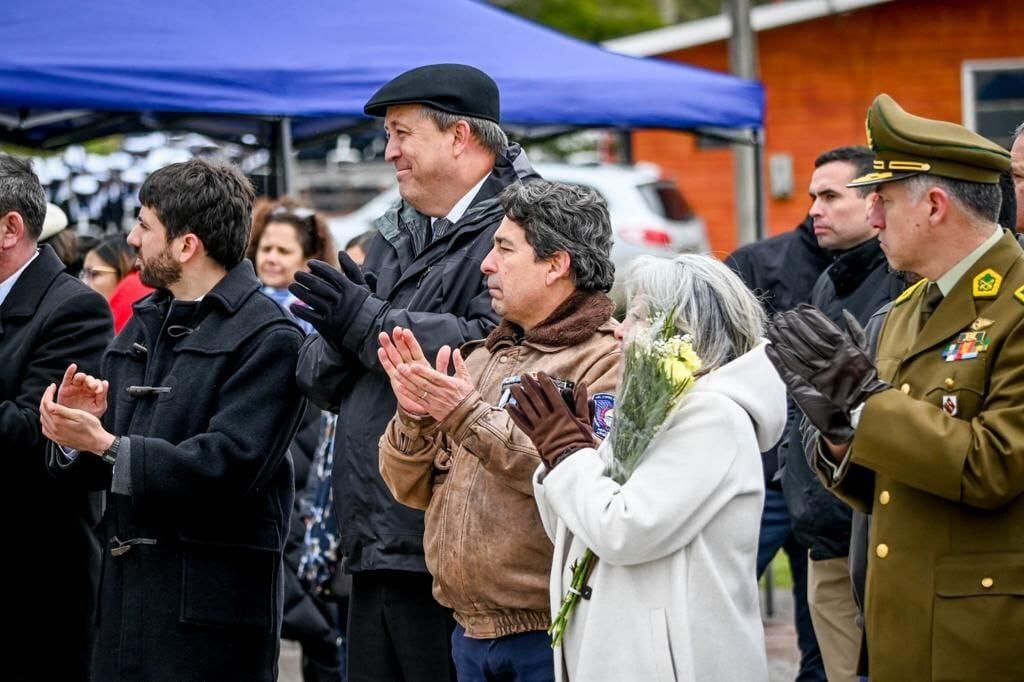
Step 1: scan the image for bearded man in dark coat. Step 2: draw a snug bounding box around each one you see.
[42,158,306,681]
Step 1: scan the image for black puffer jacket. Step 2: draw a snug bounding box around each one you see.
[297,144,539,573]
[725,216,832,486]
[781,237,905,560]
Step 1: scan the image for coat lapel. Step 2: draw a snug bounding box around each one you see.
[905,232,1023,360]
[0,246,64,336]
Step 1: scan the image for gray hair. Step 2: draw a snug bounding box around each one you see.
[903,173,1001,223]
[1012,121,1024,146]
[624,254,766,372]
[500,180,615,292]
[0,154,46,240]
[420,107,508,158]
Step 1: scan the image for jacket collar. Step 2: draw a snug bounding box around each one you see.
[485,289,615,351]
[136,259,261,316]
[827,237,887,296]
[1,245,65,321]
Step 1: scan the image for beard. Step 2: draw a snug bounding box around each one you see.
[138,245,182,290]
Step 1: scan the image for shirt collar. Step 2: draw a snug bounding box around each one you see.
[0,249,40,309]
[431,172,490,227]
[935,226,1004,295]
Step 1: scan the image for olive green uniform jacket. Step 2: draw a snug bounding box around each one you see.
[819,230,1024,682]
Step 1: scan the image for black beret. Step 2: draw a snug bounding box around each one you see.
[363,63,500,123]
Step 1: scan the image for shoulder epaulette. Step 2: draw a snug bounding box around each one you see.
[893,278,927,306]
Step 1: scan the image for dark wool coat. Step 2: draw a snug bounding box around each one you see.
[297,144,539,574]
[2,246,112,681]
[54,261,306,681]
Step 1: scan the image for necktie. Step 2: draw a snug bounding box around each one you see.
[432,217,453,241]
[921,282,943,323]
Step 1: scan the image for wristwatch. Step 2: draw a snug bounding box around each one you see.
[101,436,122,465]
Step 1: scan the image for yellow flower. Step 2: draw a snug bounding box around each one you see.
[677,346,702,374]
[660,357,695,387]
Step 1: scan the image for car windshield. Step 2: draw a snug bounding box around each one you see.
[638,181,694,221]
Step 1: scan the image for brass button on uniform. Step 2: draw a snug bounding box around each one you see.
[879,490,891,505]
[944,377,955,389]
[900,383,911,394]
[876,543,890,559]
[981,577,994,588]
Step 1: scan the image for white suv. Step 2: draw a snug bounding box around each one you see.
[328,162,708,300]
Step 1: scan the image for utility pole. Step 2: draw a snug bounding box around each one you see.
[726,0,760,246]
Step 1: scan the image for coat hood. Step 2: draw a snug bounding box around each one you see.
[691,341,786,451]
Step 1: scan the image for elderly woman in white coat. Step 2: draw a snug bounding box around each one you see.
[511,254,785,682]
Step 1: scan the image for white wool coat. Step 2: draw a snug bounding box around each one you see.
[534,342,785,682]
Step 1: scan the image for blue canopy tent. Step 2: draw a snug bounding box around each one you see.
[0,0,764,219]
[0,0,761,133]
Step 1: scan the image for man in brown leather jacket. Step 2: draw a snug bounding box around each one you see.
[377,180,620,681]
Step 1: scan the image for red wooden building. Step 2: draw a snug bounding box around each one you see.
[606,0,1024,256]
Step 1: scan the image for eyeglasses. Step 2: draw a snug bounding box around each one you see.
[79,266,119,281]
[271,206,316,220]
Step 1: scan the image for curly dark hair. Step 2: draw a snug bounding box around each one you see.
[138,158,255,269]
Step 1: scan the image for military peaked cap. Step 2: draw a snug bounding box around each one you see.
[848,94,1011,188]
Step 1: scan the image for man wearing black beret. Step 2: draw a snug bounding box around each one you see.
[292,63,540,682]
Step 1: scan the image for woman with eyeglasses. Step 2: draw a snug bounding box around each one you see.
[248,198,348,682]
[81,233,153,333]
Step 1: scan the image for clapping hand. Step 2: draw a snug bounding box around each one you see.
[289,252,371,348]
[378,327,475,421]
[766,305,887,446]
[39,364,115,454]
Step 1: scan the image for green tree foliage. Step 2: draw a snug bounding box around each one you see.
[493,1,779,42]
[496,0,666,42]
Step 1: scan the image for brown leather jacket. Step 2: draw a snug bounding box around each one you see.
[379,291,621,638]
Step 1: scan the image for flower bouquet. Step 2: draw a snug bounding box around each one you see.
[549,309,702,647]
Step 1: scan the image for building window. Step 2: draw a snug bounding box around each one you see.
[962,59,1024,149]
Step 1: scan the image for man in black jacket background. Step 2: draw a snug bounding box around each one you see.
[292,64,538,682]
[726,213,830,682]
[782,145,905,682]
[1,154,113,681]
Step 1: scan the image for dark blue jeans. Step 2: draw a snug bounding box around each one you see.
[758,487,827,682]
[450,624,555,682]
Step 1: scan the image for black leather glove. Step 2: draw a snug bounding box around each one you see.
[289,253,371,348]
[767,305,889,426]
[506,373,595,470]
[765,344,855,444]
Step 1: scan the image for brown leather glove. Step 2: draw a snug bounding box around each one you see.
[506,372,595,470]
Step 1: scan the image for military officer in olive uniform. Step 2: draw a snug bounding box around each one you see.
[766,94,1021,682]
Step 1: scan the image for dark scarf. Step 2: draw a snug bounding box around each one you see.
[484,289,615,351]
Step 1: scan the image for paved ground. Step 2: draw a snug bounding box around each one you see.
[279,587,800,682]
